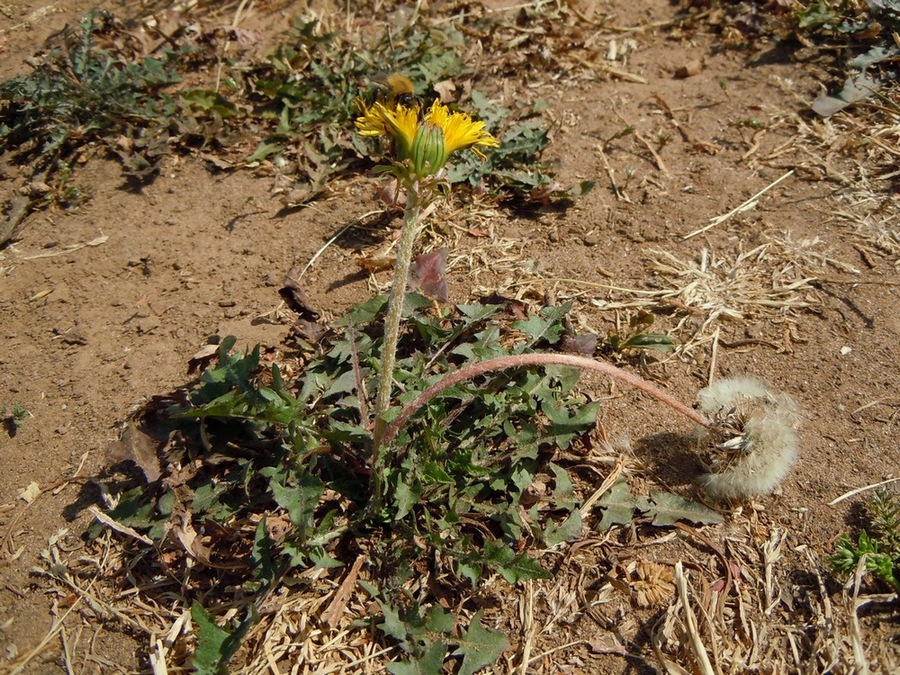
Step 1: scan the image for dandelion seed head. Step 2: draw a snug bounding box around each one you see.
[695,376,800,499]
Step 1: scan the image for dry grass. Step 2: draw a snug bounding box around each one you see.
[759,81,900,270]
[580,238,818,354]
[21,510,897,674]
[5,3,899,675]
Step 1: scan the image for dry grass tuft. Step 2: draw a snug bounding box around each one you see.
[15,527,393,675]
[584,240,819,352]
[761,88,900,269]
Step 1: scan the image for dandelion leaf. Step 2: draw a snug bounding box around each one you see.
[549,463,579,510]
[190,603,252,675]
[541,399,600,450]
[483,539,551,582]
[377,601,411,644]
[595,481,641,531]
[270,474,325,535]
[644,491,723,527]
[250,519,275,584]
[452,611,509,675]
[387,641,447,675]
[543,511,583,546]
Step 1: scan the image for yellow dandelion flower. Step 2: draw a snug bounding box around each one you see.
[355,98,498,180]
[424,100,499,159]
[355,101,420,159]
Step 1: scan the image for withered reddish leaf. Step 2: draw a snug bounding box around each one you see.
[409,248,449,302]
[279,267,320,320]
[561,333,598,355]
[482,293,528,320]
[529,181,566,205]
[294,318,329,344]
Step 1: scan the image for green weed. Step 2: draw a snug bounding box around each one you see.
[830,488,900,591]
[1,8,579,215]
[604,310,675,355]
[245,17,579,203]
[796,0,900,40]
[98,291,727,671]
[0,10,183,181]
[1,402,30,436]
[100,297,602,670]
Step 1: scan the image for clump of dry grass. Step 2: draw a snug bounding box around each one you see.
[759,92,900,268]
[584,240,818,352]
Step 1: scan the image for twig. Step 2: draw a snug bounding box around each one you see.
[88,506,154,546]
[21,234,109,260]
[546,278,666,295]
[579,460,625,518]
[762,528,786,615]
[848,557,872,675]
[683,170,794,240]
[321,554,366,627]
[301,211,382,278]
[574,55,648,83]
[708,326,719,387]
[517,580,536,674]
[634,130,670,174]
[528,639,588,664]
[595,143,629,202]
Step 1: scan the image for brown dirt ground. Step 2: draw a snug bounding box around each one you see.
[1,0,899,673]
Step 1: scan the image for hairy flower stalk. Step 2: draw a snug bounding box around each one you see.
[379,353,713,450]
[371,186,423,450]
[356,97,499,475]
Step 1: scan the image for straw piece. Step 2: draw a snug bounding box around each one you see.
[683,170,794,240]
[674,562,715,675]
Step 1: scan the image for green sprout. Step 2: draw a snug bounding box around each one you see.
[2,403,30,436]
[830,488,900,591]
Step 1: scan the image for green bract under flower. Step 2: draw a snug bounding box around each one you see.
[356,99,499,180]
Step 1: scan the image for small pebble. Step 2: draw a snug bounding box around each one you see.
[675,59,703,78]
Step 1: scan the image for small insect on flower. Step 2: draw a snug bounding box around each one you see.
[384,73,417,109]
[695,376,800,500]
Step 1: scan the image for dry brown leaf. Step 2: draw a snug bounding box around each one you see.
[356,255,395,274]
[169,505,213,565]
[107,424,163,483]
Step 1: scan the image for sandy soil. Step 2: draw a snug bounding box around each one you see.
[1,0,898,672]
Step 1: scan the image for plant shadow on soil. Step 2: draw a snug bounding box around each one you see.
[632,431,706,489]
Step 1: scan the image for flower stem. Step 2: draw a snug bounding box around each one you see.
[378,352,713,450]
[372,185,423,459]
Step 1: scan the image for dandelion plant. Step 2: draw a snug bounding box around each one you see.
[354,96,498,474]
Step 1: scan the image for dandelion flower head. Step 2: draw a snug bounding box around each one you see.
[355,98,498,180]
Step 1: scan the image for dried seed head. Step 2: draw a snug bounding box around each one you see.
[695,376,800,499]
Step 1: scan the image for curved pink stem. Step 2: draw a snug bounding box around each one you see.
[378,353,712,450]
